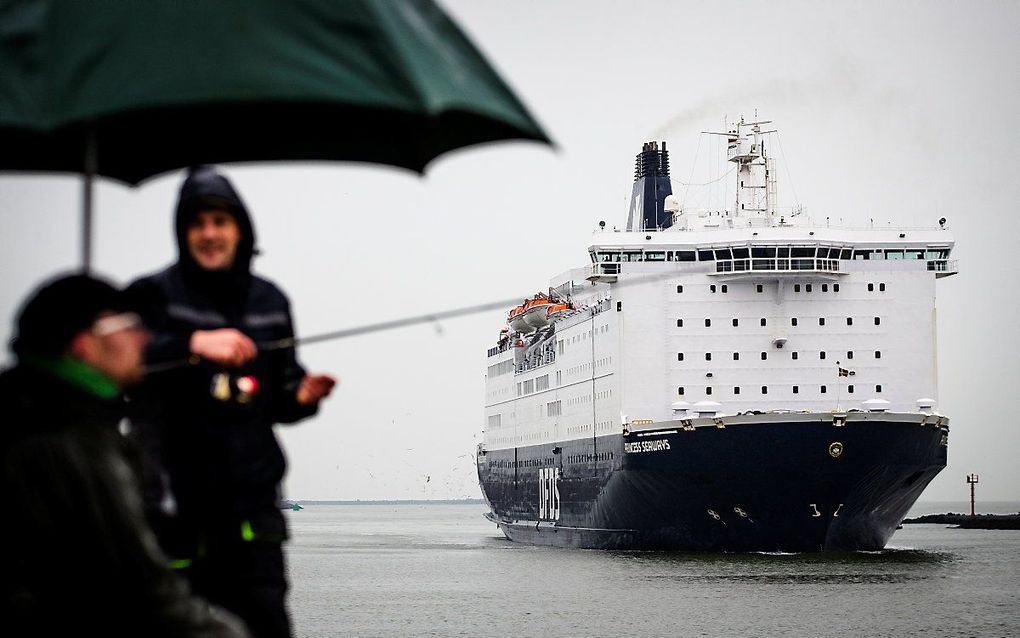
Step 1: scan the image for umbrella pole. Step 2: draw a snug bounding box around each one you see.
[82,124,97,274]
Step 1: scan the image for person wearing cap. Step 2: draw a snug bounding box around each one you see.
[126,167,335,638]
[0,274,249,638]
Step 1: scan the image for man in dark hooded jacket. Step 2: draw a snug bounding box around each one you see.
[0,273,248,638]
[127,167,335,638]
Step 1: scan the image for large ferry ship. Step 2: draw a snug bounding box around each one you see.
[476,118,957,551]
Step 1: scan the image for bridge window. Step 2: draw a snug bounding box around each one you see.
[698,249,714,261]
[676,251,696,261]
[733,247,750,259]
[645,251,665,261]
[714,248,733,260]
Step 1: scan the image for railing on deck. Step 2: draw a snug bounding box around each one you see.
[516,349,555,374]
[927,259,959,277]
[715,258,842,274]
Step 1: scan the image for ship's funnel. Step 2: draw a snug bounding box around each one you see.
[626,141,674,231]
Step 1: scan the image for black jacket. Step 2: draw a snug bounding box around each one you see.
[0,361,248,638]
[127,168,316,546]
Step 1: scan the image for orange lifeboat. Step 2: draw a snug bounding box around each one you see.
[545,302,573,322]
[507,302,529,333]
[521,295,555,329]
[508,293,571,332]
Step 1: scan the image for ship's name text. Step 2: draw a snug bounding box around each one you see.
[625,439,671,454]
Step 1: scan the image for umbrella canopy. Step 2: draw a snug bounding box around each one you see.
[0,1,551,269]
[0,0,550,184]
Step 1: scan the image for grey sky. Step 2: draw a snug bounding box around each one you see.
[1,1,1017,503]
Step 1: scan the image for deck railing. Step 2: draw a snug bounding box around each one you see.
[715,258,841,274]
[927,259,959,277]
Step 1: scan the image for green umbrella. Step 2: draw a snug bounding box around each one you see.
[0,0,551,269]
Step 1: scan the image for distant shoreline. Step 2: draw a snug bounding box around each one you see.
[902,512,1020,530]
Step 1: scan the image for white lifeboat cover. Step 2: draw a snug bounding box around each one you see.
[862,398,891,412]
[692,400,721,415]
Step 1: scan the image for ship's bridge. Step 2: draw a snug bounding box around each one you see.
[585,231,958,283]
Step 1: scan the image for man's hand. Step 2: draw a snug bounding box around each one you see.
[190,329,257,368]
[296,374,337,405]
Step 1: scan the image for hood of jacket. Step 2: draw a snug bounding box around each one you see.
[174,166,257,298]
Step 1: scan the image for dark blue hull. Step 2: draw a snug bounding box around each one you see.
[477,414,948,551]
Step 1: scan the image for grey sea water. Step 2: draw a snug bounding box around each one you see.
[285,502,1020,638]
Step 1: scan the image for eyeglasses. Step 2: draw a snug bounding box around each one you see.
[91,312,143,337]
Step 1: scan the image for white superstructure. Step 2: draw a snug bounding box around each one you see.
[484,118,957,452]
